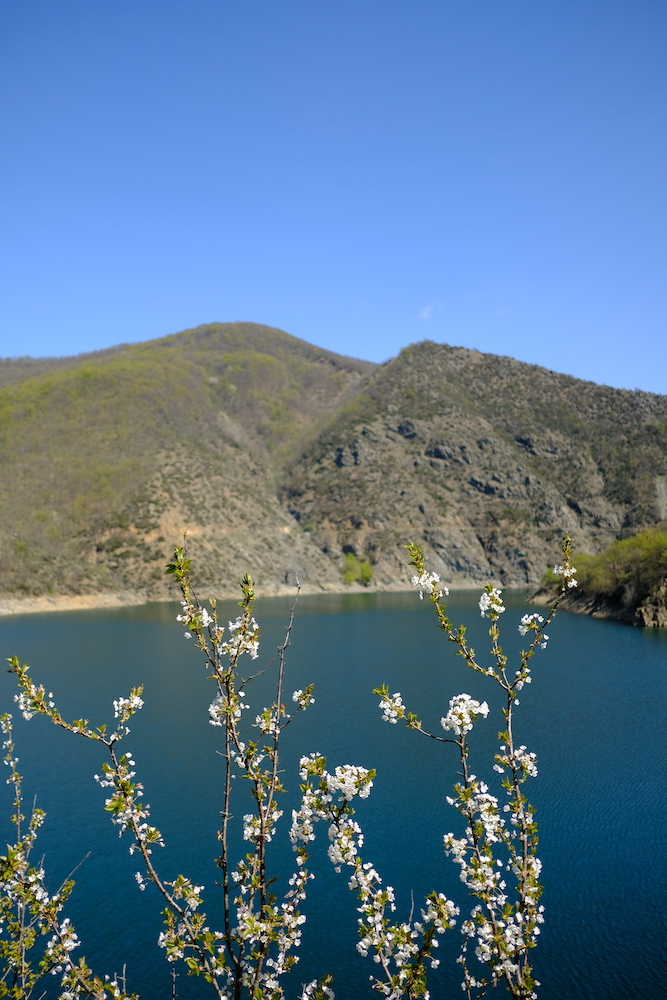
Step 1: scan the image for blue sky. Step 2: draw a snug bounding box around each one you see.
[1,1,665,392]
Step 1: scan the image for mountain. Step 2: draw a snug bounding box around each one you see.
[1,323,666,609]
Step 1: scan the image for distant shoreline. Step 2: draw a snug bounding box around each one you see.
[0,584,372,617]
[0,590,159,617]
[0,579,492,617]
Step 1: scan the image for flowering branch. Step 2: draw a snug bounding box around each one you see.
[368,536,576,999]
[2,537,574,999]
[0,712,137,1000]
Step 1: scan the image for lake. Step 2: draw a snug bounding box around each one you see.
[0,589,665,999]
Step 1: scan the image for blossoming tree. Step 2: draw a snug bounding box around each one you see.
[1,537,576,999]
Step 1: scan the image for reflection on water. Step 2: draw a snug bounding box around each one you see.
[0,592,665,999]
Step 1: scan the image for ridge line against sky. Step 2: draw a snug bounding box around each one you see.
[1,1,665,394]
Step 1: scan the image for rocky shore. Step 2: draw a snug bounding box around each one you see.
[531,578,667,627]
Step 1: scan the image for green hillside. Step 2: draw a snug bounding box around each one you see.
[2,325,667,607]
[0,323,373,596]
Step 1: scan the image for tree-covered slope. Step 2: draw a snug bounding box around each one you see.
[536,527,667,626]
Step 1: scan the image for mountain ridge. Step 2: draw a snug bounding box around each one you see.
[1,322,666,610]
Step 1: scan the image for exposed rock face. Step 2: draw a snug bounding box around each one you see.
[532,583,667,628]
[1,326,667,605]
[636,580,667,627]
[281,341,667,589]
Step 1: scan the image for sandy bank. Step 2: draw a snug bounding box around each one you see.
[0,590,156,617]
[0,578,492,617]
[0,582,383,617]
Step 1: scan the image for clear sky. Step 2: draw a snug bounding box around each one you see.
[1,1,665,393]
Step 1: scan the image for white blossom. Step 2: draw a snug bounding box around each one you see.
[218,615,260,660]
[441,694,489,737]
[479,587,505,617]
[378,692,404,724]
[411,571,448,600]
[113,693,144,718]
[518,613,543,635]
[554,564,578,588]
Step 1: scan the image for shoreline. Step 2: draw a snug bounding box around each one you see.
[0,577,498,618]
[0,584,373,617]
[0,590,156,617]
[529,586,667,628]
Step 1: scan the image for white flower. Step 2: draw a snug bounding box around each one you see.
[441,694,489,737]
[378,691,404,724]
[479,587,505,617]
[554,564,578,588]
[518,613,543,635]
[113,693,144,718]
[411,571,448,600]
[218,615,260,659]
[292,689,315,709]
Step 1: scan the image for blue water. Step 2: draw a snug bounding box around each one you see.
[0,591,665,999]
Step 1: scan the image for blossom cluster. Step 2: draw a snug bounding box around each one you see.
[441,693,489,737]
[518,613,549,649]
[518,613,542,636]
[95,754,164,856]
[291,753,460,997]
[113,693,144,718]
[479,586,506,617]
[350,864,458,994]
[110,689,145,741]
[0,711,136,999]
[292,688,316,710]
[378,691,405,724]
[242,802,283,844]
[177,599,215,632]
[494,743,538,779]
[168,560,324,997]
[554,563,578,588]
[290,756,374,860]
[444,760,543,994]
[219,614,260,661]
[14,680,55,722]
[208,689,249,728]
[388,547,554,996]
[299,978,335,1000]
[410,570,448,600]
